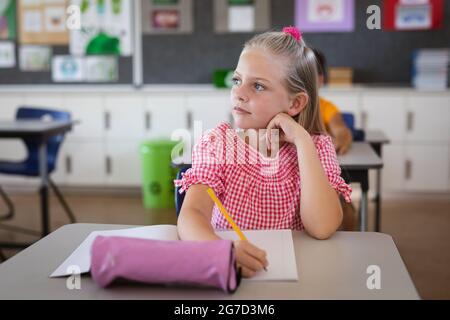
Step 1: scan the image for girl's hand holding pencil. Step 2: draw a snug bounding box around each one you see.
[207,188,269,278]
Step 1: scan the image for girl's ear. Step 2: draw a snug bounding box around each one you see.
[287,92,309,118]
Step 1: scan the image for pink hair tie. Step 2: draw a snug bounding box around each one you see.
[282,26,302,42]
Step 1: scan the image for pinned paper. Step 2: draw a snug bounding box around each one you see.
[52,55,85,82]
[18,0,69,45]
[0,41,15,68]
[295,0,355,32]
[228,5,255,32]
[86,55,118,82]
[70,0,133,56]
[19,44,51,71]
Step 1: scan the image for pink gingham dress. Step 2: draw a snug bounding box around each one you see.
[174,122,352,231]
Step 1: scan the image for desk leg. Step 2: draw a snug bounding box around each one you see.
[370,143,383,233]
[375,169,382,232]
[360,190,368,232]
[39,142,49,237]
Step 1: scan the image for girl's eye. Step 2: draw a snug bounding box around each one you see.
[254,83,265,91]
[232,77,241,86]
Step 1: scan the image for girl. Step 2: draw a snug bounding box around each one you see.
[175,27,352,278]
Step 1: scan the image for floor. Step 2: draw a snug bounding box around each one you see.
[0,191,449,300]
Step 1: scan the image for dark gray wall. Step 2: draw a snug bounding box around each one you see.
[1,0,449,85]
[144,0,450,84]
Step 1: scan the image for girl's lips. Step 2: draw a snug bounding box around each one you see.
[234,107,251,114]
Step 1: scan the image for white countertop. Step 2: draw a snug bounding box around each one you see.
[0,84,448,94]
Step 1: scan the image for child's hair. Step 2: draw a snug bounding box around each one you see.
[312,48,327,82]
[243,29,325,135]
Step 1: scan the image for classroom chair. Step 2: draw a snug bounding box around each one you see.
[341,112,365,142]
[175,165,192,217]
[0,107,76,228]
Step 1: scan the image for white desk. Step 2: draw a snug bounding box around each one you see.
[0,223,419,300]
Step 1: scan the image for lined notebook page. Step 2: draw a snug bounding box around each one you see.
[217,229,298,281]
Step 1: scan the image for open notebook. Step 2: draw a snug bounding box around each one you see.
[50,225,298,281]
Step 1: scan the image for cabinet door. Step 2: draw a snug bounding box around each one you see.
[381,144,405,192]
[405,93,450,143]
[186,93,232,134]
[104,94,145,139]
[320,91,361,126]
[0,140,30,185]
[23,93,64,110]
[62,94,104,141]
[361,94,406,143]
[144,95,187,139]
[105,141,141,186]
[0,94,24,120]
[404,145,449,192]
[59,141,105,186]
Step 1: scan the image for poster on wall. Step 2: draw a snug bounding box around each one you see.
[0,41,15,68]
[384,0,443,31]
[70,0,133,56]
[295,0,354,32]
[18,0,69,45]
[0,0,16,39]
[19,44,51,71]
[85,55,118,82]
[52,55,85,82]
[214,0,270,33]
[142,0,193,34]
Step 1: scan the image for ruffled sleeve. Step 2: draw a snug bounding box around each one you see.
[313,135,352,203]
[173,123,228,197]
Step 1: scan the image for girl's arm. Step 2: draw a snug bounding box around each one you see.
[294,129,343,240]
[177,184,221,241]
[266,113,343,240]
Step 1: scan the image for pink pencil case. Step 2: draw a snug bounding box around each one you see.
[90,236,240,293]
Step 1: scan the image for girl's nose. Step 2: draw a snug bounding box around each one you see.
[233,85,249,103]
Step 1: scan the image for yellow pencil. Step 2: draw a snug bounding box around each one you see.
[206,188,267,271]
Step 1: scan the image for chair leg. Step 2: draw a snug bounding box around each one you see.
[0,186,14,221]
[49,179,76,223]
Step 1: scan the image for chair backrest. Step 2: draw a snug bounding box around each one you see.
[16,107,71,175]
[341,112,365,142]
[175,164,192,217]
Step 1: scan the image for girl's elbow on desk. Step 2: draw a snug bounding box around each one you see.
[304,203,343,240]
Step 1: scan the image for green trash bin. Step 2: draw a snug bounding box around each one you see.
[140,139,179,209]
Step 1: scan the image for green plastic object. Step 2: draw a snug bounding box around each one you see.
[86,32,120,55]
[140,139,179,209]
[213,69,234,88]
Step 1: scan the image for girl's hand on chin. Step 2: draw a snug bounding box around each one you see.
[265,113,305,149]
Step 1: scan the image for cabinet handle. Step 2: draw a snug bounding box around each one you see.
[405,159,412,180]
[186,111,193,130]
[104,111,111,130]
[407,111,414,132]
[65,155,72,175]
[145,111,151,131]
[106,156,112,175]
[361,111,368,130]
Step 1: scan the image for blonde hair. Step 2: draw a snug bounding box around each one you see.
[244,30,325,135]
